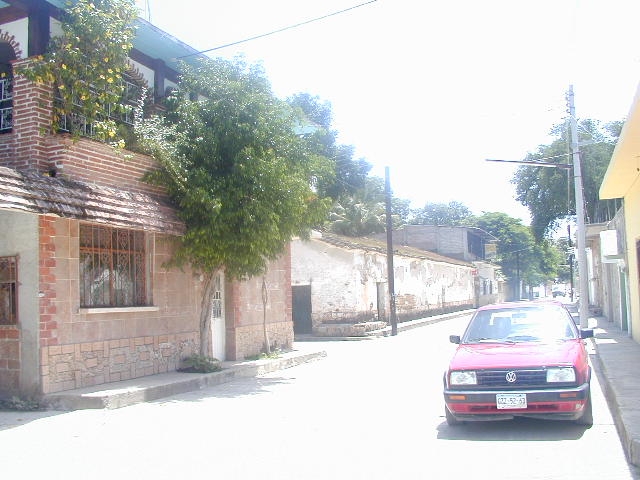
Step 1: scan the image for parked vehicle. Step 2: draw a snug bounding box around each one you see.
[443,302,594,426]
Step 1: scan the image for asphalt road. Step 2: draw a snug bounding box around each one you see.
[1,314,638,480]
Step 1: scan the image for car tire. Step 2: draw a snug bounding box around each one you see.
[445,406,462,426]
[576,390,593,427]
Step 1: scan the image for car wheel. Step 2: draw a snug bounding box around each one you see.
[445,406,462,426]
[576,390,593,427]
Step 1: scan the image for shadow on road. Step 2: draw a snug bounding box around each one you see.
[152,374,299,404]
[0,409,64,432]
[436,417,588,441]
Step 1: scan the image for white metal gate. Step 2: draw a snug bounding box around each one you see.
[210,273,225,361]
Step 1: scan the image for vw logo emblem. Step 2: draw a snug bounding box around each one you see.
[505,371,517,383]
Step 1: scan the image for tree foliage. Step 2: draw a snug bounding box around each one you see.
[513,119,622,239]
[410,201,473,226]
[288,93,371,200]
[325,175,409,236]
[470,212,562,290]
[139,57,332,280]
[16,0,138,144]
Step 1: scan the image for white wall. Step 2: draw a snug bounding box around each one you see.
[0,210,40,395]
[291,233,474,328]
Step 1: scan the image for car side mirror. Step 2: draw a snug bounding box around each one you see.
[580,328,594,339]
[449,335,461,344]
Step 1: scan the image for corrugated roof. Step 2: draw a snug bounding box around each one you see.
[0,166,184,235]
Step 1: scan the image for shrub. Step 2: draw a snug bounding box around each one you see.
[0,396,41,411]
[178,355,221,373]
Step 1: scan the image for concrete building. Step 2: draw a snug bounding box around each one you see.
[600,81,640,342]
[372,225,504,305]
[0,1,292,397]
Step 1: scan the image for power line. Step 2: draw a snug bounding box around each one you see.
[177,0,378,58]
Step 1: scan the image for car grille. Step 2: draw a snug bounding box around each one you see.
[458,368,575,390]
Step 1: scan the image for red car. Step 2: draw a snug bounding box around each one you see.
[443,302,594,426]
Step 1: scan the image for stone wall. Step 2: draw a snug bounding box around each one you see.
[41,333,197,392]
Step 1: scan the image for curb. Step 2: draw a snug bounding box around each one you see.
[43,350,327,410]
[374,309,475,337]
[589,335,640,467]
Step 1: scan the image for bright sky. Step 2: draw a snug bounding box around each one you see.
[136,0,640,223]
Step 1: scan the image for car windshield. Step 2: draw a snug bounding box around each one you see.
[462,305,578,343]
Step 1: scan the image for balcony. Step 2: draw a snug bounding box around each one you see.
[0,74,143,140]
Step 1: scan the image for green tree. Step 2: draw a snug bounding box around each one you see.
[16,0,138,144]
[325,175,409,236]
[288,93,371,200]
[410,201,473,226]
[138,57,332,356]
[513,119,622,240]
[471,212,561,298]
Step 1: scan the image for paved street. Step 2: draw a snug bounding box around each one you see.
[1,315,638,480]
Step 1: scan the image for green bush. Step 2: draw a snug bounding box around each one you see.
[0,396,41,411]
[244,349,282,361]
[178,355,221,373]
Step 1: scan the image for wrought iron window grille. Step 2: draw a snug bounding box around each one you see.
[79,225,148,308]
[0,256,17,325]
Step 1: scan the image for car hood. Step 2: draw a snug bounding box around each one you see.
[448,340,585,370]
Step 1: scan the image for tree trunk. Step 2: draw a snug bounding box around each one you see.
[262,276,270,354]
[199,272,214,357]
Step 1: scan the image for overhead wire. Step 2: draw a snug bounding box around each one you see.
[177,0,378,58]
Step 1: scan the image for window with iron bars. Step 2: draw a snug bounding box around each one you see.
[57,73,143,136]
[0,256,17,325]
[79,225,148,308]
[0,76,13,133]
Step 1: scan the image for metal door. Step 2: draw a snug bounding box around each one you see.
[292,285,312,334]
[210,273,225,360]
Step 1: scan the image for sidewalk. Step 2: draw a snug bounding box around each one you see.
[43,346,328,410]
[41,310,470,411]
[589,314,640,467]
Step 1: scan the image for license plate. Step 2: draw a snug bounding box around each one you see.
[496,393,527,409]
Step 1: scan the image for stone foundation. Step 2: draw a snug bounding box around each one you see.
[41,333,198,393]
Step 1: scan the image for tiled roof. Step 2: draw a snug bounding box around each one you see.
[317,232,474,267]
[0,166,184,235]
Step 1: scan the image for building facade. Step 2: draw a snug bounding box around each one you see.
[0,1,292,397]
[372,225,503,305]
[600,82,640,342]
[291,231,475,335]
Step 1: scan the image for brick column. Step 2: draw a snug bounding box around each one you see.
[39,215,58,347]
[11,59,54,172]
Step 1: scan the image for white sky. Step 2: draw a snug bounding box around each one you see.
[136,0,640,223]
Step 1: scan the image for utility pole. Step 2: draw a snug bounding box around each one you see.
[385,167,398,336]
[567,85,590,329]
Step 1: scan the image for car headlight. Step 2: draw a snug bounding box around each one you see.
[449,371,477,385]
[546,367,576,383]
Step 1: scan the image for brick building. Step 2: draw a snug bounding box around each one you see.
[0,1,293,397]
